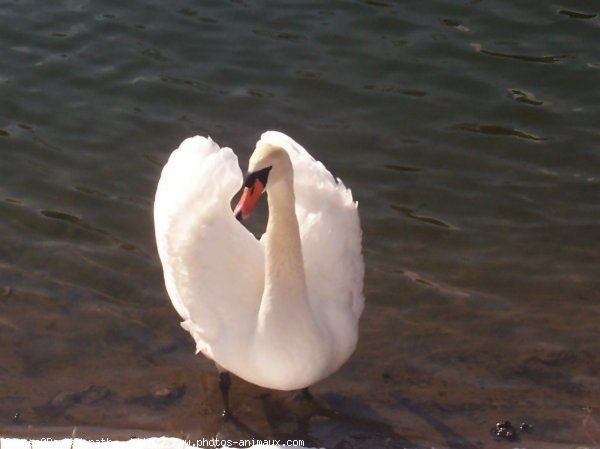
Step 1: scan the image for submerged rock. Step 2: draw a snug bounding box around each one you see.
[491,420,517,441]
[127,383,186,409]
[36,385,112,417]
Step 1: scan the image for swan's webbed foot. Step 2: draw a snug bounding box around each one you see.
[219,371,233,420]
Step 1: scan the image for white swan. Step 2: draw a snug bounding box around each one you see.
[154,131,364,415]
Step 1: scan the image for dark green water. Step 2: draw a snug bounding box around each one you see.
[0,1,598,448]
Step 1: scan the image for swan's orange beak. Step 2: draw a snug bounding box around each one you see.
[234,179,265,221]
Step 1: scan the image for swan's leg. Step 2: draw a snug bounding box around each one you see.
[219,371,232,419]
[292,387,312,401]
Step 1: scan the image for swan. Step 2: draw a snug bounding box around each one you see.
[154,131,364,417]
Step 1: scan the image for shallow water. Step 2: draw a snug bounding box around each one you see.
[0,1,599,448]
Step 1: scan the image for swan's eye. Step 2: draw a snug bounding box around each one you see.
[244,166,272,188]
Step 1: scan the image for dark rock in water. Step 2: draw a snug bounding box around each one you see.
[127,383,186,409]
[49,385,111,408]
[49,391,80,409]
[491,419,533,440]
[36,385,113,417]
[520,422,533,432]
[77,385,112,405]
[491,420,518,441]
[153,384,186,401]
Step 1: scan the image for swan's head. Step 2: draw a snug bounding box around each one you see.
[234,143,292,221]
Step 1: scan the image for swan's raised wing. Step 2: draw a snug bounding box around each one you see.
[154,136,263,358]
[258,132,365,323]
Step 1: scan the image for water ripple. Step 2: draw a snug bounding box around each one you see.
[41,210,109,236]
[440,19,470,33]
[452,123,547,141]
[471,43,567,64]
[177,8,218,23]
[361,0,391,8]
[40,209,142,255]
[390,205,454,229]
[158,75,218,93]
[253,29,306,43]
[509,89,544,106]
[364,84,427,97]
[140,47,171,63]
[385,164,422,173]
[397,268,470,298]
[559,10,597,20]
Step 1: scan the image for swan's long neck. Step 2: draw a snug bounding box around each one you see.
[261,177,309,315]
[245,148,332,388]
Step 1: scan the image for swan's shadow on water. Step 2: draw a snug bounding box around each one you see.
[208,392,418,449]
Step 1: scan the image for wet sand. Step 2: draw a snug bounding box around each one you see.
[1,281,598,449]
